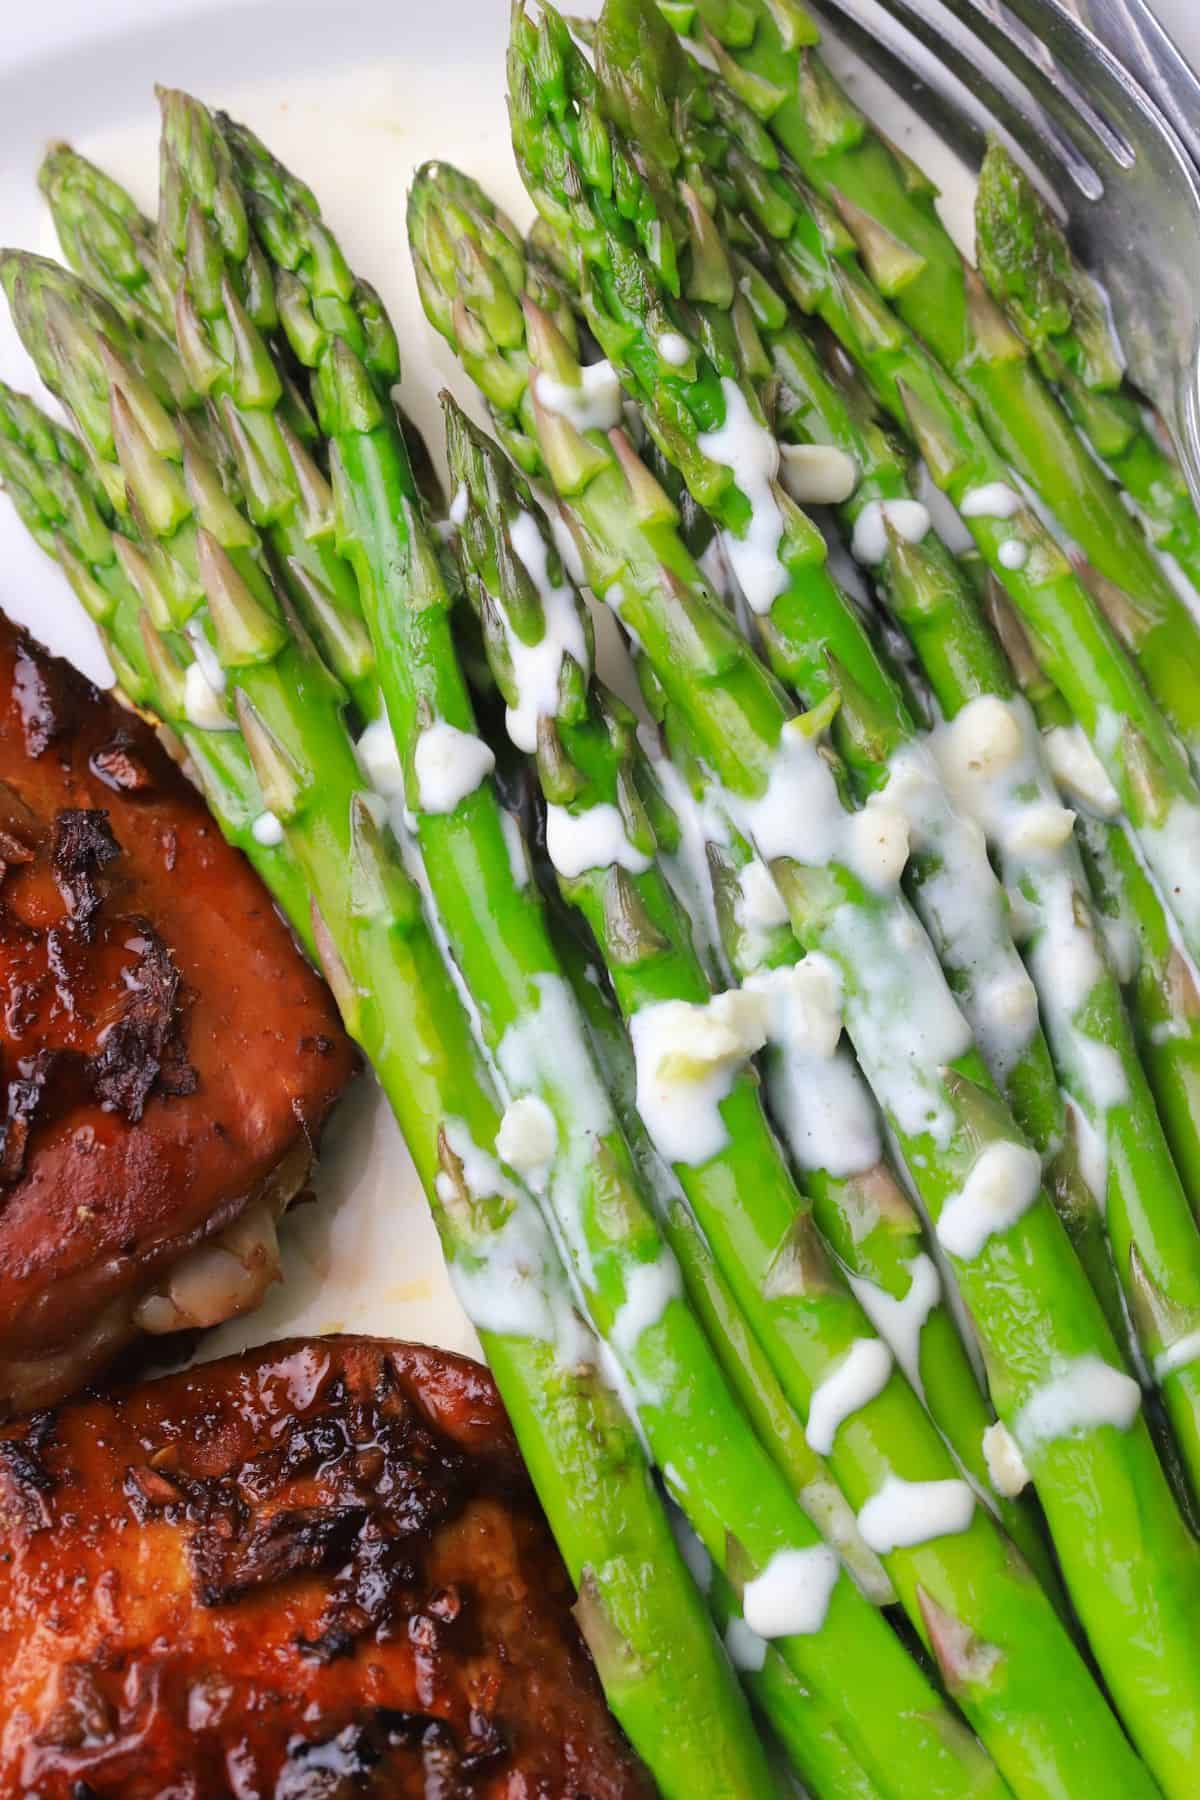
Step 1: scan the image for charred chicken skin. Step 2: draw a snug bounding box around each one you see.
[0,1335,654,1798]
[0,615,354,1411]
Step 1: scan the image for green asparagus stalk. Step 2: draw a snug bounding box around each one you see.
[0,379,315,934]
[519,0,1200,1501]
[978,571,1200,1225]
[975,140,1200,590]
[547,896,895,1598]
[526,142,1118,1335]
[1075,814,1200,1218]
[445,387,1059,1594]
[0,249,783,1800]
[411,123,1200,1787]
[659,0,1200,761]
[711,248,1200,1385]
[567,901,906,1796]
[40,140,455,549]
[866,483,1200,1498]
[38,135,380,725]
[39,142,177,347]
[171,102,1014,1797]
[153,109,383,723]
[596,6,1200,979]
[706,1569,886,1800]
[556,917,891,1797]
[650,677,1078,1527]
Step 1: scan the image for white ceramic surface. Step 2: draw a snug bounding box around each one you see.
[0,0,1195,1366]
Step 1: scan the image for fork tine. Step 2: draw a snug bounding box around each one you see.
[812,0,1200,505]
[810,0,991,168]
[1000,0,1200,169]
[947,0,1135,170]
[818,0,1108,198]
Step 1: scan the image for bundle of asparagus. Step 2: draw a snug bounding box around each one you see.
[5,1,1200,1792]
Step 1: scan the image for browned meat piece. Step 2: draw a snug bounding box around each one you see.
[0,614,355,1411]
[0,1335,653,1799]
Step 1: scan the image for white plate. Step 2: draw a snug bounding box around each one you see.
[0,0,1195,1369]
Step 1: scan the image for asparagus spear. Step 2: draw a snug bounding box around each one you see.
[41,141,455,533]
[524,160,1055,1131]
[598,6,1200,977]
[868,482,1200,1497]
[444,387,1061,1593]
[411,124,1200,1788]
[1074,813,1200,1219]
[658,0,1200,760]
[706,1569,886,1800]
[38,135,380,725]
[447,403,898,1600]
[164,103,1013,1797]
[975,139,1200,591]
[525,145,1120,1339]
[156,110,385,724]
[0,379,315,934]
[977,570,1200,1225]
[39,142,177,346]
[527,0,1200,1499]
[555,919,889,1799]
[712,252,1200,1397]
[0,250,784,1800]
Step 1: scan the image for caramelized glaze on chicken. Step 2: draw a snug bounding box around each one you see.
[0,1335,653,1798]
[0,616,354,1410]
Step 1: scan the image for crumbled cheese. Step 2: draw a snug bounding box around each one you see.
[851,498,932,564]
[960,482,1022,520]
[495,1095,558,1183]
[630,990,768,1165]
[982,1420,1030,1497]
[1013,1354,1141,1453]
[779,441,859,505]
[657,331,692,367]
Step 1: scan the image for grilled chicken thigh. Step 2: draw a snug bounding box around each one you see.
[0,615,354,1410]
[0,1335,653,1798]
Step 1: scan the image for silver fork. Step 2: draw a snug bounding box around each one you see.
[807,0,1200,505]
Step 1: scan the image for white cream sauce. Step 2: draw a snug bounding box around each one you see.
[697,378,788,618]
[1013,1353,1142,1454]
[856,1473,976,1554]
[741,1545,841,1639]
[804,1338,894,1455]
[545,801,651,879]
